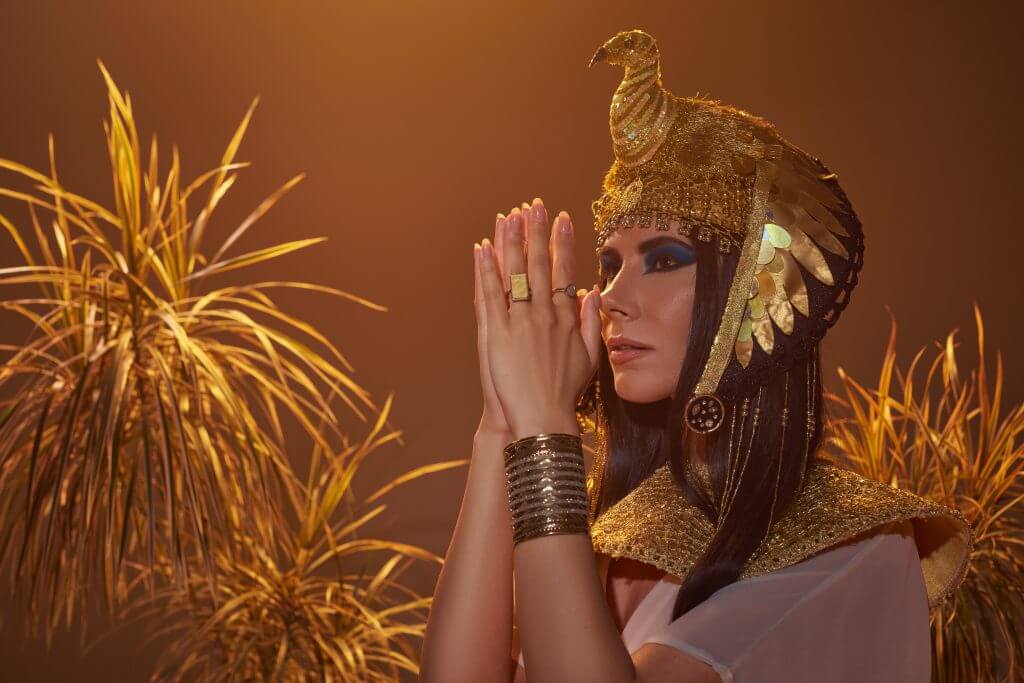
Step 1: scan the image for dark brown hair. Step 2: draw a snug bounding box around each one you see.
[591,238,827,620]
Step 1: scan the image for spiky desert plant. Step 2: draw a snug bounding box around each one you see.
[123,394,463,682]
[0,61,391,640]
[825,303,1024,683]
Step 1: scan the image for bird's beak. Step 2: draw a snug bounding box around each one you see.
[588,46,607,68]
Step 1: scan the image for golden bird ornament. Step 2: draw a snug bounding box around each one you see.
[589,28,863,399]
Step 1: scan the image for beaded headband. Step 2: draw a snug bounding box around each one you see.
[588,29,864,431]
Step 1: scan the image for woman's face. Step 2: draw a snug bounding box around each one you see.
[597,228,697,403]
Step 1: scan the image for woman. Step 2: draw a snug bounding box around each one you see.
[420,29,971,683]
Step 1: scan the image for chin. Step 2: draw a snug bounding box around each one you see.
[611,372,673,403]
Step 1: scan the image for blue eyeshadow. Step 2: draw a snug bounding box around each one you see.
[645,244,696,269]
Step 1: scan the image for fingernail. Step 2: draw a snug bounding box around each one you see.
[482,239,493,258]
[531,198,545,222]
[509,211,521,238]
[559,213,572,235]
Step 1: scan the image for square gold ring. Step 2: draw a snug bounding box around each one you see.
[509,272,531,302]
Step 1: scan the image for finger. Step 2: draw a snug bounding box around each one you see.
[494,213,507,302]
[520,202,531,260]
[479,238,509,329]
[550,211,576,322]
[580,285,603,369]
[520,202,531,265]
[473,242,486,333]
[525,198,553,314]
[503,208,527,306]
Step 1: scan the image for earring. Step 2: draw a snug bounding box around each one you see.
[586,380,607,526]
[720,387,762,522]
[763,370,789,535]
[684,392,726,433]
[795,347,817,494]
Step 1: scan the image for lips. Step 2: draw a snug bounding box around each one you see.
[606,336,653,366]
[606,336,652,352]
[608,347,650,365]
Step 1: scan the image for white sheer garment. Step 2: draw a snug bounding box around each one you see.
[514,519,931,682]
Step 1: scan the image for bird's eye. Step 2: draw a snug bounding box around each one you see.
[623,36,634,49]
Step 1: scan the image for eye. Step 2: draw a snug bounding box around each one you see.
[598,259,620,285]
[646,244,696,271]
[651,254,679,270]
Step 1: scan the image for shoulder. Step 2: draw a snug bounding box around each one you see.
[741,460,971,609]
[633,520,930,682]
[731,520,930,676]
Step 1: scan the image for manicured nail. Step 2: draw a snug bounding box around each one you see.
[508,211,521,238]
[531,198,545,222]
[559,212,572,234]
[482,239,493,259]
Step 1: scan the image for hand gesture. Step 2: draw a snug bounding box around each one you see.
[474,198,602,440]
[472,210,518,437]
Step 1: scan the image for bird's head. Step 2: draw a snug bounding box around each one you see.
[588,29,660,69]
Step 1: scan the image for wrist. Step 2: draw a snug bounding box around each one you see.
[510,414,580,441]
[502,432,589,546]
[474,420,514,446]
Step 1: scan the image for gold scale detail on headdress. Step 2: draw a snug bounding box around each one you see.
[589,458,973,611]
[589,29,863,420]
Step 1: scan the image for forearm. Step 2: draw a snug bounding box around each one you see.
[511,418,635,683]
[514,533,634,682]
[420,426,516,683]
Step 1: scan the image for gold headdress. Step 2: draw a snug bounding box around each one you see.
[582,29,971,611]
[588,29,862,427]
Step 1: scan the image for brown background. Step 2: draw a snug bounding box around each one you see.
[1,1,1021,679]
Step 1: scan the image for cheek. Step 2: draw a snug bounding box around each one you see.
[651,276,697,359]
[607,271,697,402]
[653,313,692,386]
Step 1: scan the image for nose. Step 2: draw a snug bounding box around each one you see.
[599,266,639,321]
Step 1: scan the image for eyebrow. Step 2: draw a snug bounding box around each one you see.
[598,235,694,259]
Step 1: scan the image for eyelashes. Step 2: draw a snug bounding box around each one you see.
[648,244,697,269]
[599,246,696,285]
